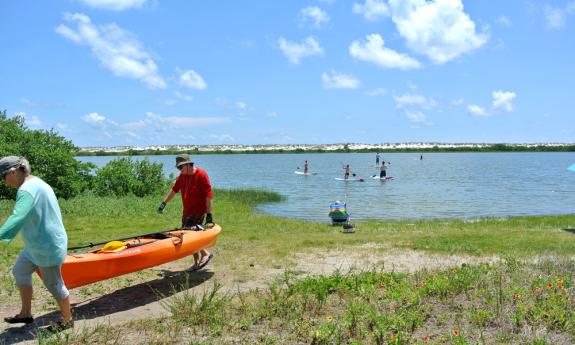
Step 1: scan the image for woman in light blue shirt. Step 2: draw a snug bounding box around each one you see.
[0,156,73,331]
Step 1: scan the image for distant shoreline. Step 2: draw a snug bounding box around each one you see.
[77,143,575,156]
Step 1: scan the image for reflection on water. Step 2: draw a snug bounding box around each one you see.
[79,152,575,221]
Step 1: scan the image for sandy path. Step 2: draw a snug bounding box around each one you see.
[0,245,498,344]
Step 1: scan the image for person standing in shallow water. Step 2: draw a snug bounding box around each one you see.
[0,156,73,332]
[376,153,380,165]
[158,154,214,270]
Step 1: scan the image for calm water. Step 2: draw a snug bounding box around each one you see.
[79,152,575,222]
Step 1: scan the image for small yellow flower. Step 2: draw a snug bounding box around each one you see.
[389,333,398,340]
[379,281,386,288]
[547,282,554,289]
[557,284,565,291]
[422,335,430,342]
[453,328,460,337]
[556,277,564,284]
[389,279,395,285]
[421,279,428,286]
[414,283,420,289]
[513,293,521,300]
[326,315,333,322]
[535,286,543,293]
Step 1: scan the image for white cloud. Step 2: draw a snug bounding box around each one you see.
[496,16,512,27]
[545,5,566,29]
[318,0,336,4]
[82,112,107,124]
[278,36,324,64]
[300,6,330,28]
[266,111,279,117]
[322,71,361,89]
[404,109,426,124]
[78,0,148,11]
[349,34,421,69]
[174,91,193,102]
[492,90,516,112]
[467,104,488,116]
[392,90,435,125]
[367,87,387,96]
[15,112,42,127]
[451,98,464,106]
[235,102,247,110]
[121,119,147,130]
[388,0,488,64]
[56,123,68,130]
[393,93,437,109]
[353,0,390,21]
[55,13,166,89]
[543,2,575,30]
[178,69,207,90]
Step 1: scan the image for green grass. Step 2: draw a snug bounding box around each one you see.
[2,188,575,343]
[2,188,574,261]
[39,258,575,344]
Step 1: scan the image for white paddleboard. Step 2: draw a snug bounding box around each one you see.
[335,177,365,182]
[295,171,317,176]
[372,176,394,180]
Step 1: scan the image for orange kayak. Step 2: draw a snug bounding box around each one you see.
[61,224,221,289]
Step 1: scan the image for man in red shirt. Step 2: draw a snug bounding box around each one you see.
[158,154,214,269]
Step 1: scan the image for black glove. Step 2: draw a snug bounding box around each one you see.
[158,202,166,213]
[205,213,213,224]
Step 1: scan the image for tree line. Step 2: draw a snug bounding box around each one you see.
[0,110,166,199]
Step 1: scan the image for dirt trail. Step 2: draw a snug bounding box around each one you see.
[0,245,498,344]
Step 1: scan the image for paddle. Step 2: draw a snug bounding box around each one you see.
[340,162,357,177]
[67,224,210,251]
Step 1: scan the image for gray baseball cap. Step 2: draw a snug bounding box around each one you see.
[0,156,20,175]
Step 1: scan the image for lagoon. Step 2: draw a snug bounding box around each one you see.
[79,152,575,222]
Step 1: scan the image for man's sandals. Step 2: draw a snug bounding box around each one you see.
[188,253,215,271]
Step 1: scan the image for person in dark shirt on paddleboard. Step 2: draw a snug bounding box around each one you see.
[158,154,214,270]
[343,164,351,179]
[380,161,388,178]
[375,153,380,165]
[304,160,309,174]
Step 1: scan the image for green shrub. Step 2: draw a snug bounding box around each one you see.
[0,110,94,199]
[93,157,166,197]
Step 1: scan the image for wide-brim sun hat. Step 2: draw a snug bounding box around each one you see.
[175,154,193,168]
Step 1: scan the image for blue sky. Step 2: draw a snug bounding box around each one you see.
[1,0,574,147]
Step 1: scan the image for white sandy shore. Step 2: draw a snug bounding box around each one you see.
[79,142,573,154]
